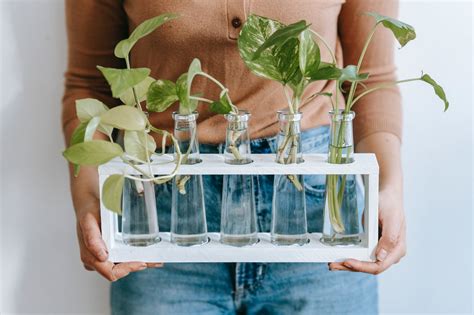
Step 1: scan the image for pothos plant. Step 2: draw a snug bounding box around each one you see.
[145,58,240,193]
[238,13,449,234]
[63,13,184,215]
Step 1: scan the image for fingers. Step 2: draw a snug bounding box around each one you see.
[376,213,404,262]
[79,212,108,262]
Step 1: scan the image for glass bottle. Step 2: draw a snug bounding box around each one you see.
[271,110,308,246]
[321,110,361,246]
[121,177,160,246]
[220,111,258,246]
[170,112,208,246]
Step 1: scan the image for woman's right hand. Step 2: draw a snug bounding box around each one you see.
[71,165,161,281]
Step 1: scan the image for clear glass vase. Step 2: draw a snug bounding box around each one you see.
[170,112,208,246]
[271,111,308,246]
[321,110,361,246]
[121,177,160,246]
[220,111,258,246]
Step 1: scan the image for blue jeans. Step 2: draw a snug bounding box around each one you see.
[111,126,378,315]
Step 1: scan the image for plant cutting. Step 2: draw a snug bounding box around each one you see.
[62,13,183,245]
[238,13,449,245]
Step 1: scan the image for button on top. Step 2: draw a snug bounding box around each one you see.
[231,17,242,28]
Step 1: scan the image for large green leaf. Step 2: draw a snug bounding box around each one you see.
[366,12,416,47]
[100,105,147,131]
[252,20,309,60]
[97,66,150,98]
[421,74,449,111]
[102,174,124,215]
[124,130,157,161]
[308,62,342,81]
[63,140,123,165]
[176,73,198,114]
[186,58,202,98]
[298,29,320,77]
[146,79,179,112]
[114,13,179,59]
[274,37,302,85]
[120,76,155,106]
[238,15,287,82]
[210,93,232,114]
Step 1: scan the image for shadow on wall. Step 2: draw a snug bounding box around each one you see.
[1,2,109,313]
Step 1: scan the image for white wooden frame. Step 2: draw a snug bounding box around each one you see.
[99,153,379,263]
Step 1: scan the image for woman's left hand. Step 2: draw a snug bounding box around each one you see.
[329,187,407,274]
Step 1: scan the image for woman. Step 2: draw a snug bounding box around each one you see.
[63,0,406,314]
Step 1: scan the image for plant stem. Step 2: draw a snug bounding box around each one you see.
[351,77,422,106]
[309,29,337,64]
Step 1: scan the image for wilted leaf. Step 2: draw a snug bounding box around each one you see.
[120,76,155,105]
[146,79,179,112]
[253,20,309,60]
[63,140,123,165]
[102,174,124,214]
[97,66,150,98]
[124,130,157,161]
[421,74,449,111]
[299,29,320,77]
[366,12,416,47]
[114,13,179,58]
[100,105,147,131]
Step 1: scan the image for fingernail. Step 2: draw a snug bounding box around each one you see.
[149,263,163,268]
[377,249,388,262]
[99,249,107,260]
[138,264,147,270]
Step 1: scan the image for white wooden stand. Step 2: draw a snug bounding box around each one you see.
[99,154,379,263]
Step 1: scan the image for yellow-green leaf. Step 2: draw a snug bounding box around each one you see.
[63,140,123,166]
[146,79,179,112]
[102,174,124,214]
[100,105,147,131]
[120,76,155,105]
[97,66,150,98]
[124,131,156,161]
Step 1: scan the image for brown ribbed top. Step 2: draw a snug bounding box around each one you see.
[63,0,402,145]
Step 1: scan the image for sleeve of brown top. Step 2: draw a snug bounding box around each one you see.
[62,0,128,144]
[338,0,402,145]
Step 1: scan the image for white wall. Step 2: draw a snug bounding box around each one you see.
[0,1,472,314]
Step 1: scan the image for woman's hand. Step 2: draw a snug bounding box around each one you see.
[330,132,406,274]
[329,187,406,274]
[71,165,162,281]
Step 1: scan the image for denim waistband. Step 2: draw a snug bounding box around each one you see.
[200,125,330,154]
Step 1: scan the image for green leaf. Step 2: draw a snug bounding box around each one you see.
[298,29,320,77]
[366,12,416,47]
[63,140,123,166]
[146,79,179,112]
[100,105,147,131]
[252,20,309,60]
[84,116,101,141]
[114,13,179,59]
[120,76,155,106]
[421,74,449,111]
[238,15,287,82]
[338,65,369,83]
[238,15,303,87]
[187,58,202,98]
[102,174,124,215]
[210,93,232,114]
[176,73,198,114]
[97,66,150,98]
[124,130,157,161]
[308,62,342,81]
